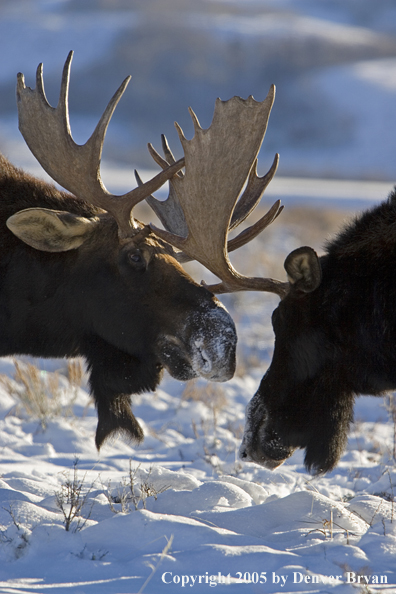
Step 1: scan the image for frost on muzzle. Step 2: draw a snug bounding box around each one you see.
[239,388,295,469]
[158,306,237,383]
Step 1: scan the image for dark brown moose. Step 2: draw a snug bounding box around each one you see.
[239,208,396,475]
[0,52,241,449]
[210,126,396,476]
[2,53,285,451]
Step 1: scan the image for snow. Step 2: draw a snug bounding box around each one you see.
[190,11,387,49]
[0,342,395,593]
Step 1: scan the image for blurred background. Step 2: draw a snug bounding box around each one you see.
[0,0,395,181]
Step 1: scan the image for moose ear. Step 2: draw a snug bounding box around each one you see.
[6,208,99,252]
[284,246,321,293]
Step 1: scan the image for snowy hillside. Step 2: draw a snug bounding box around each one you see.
[0,0,396,179]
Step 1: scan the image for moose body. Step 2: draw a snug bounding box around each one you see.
[0,154,237,447]
[240,191,396,475]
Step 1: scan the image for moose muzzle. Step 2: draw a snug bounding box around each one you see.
[158,305,237,383]
[239,388,295,469]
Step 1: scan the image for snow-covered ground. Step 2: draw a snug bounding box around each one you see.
[0,307,396,593]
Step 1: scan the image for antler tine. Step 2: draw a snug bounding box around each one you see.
[146,136,183,178]
[150,86,289,297]
[227,199,283,254]
[144,137,280,261]
[230,153,279,230]
[203,200,289,296]
[134,166,188,238]
[135,136,187,236]
[17,51,184,238]
[161,134,184,177]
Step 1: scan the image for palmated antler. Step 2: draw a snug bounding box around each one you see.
[16,51,184,238]
[141,86,289,297]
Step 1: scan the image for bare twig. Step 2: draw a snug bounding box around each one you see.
[55,457,95,532]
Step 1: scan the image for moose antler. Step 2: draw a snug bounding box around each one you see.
[141,87,289,297]
[16,51,184,238]
[135,135,188,238]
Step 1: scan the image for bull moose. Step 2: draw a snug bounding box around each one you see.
[1,52,283,450]
[238,180,396,475]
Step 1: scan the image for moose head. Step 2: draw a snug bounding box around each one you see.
[3,52,292,451]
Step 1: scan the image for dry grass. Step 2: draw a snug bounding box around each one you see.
[235,352,264,378]
[104,461,170,514]
[1,359,84,428]
[384,393,396,463]
[280,206,353,245]
[181,379,227,411]
[182,380,228,436]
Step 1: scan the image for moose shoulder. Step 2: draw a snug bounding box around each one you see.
[240,191,396,475]
[0,53,239,449]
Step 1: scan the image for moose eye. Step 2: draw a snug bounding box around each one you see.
[128,250,146,270]
[130,253,142,263]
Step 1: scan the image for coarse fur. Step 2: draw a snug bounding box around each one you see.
[0,154,237,448]
[240,188,396,475]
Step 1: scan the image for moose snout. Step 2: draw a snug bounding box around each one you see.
[239,420,296,469]
[239,442,292,470]
[157,305,237,383]
[239,393,295,470]
[189,307,237,381]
